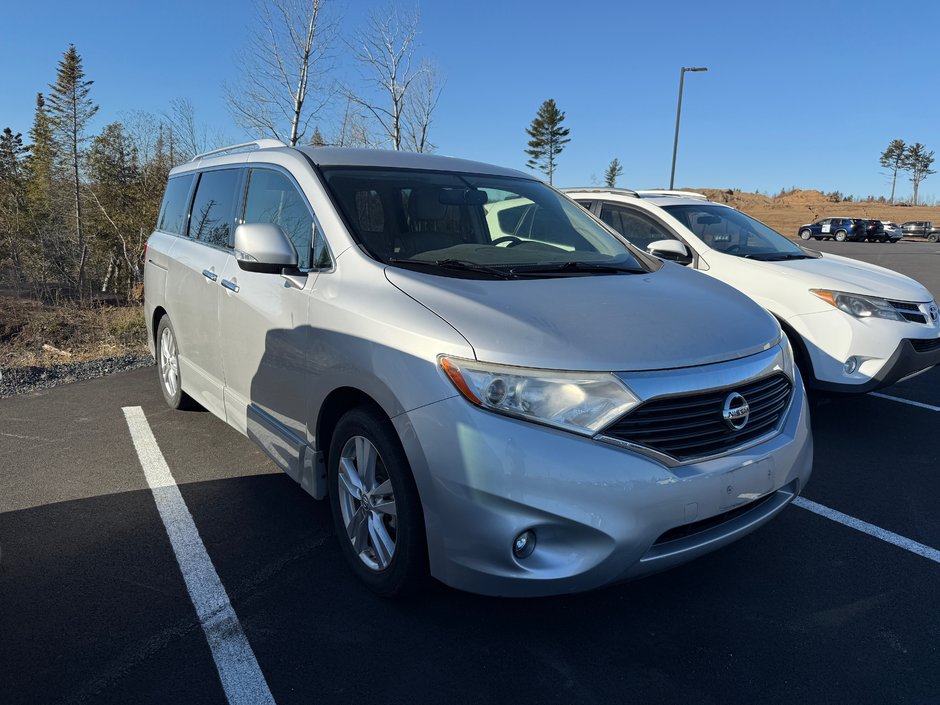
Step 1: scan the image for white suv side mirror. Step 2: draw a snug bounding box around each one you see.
[648,239,691,264]
[234,223,298,273]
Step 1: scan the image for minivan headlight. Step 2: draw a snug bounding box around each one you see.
[810,289,904,321]
[779,333,796,381]
[439,356,640,436]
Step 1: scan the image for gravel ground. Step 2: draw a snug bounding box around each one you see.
[0,354,155,398]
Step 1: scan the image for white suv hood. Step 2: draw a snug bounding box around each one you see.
[719,251,933,303]
[385,262,780,372]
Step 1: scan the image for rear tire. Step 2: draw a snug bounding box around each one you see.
[834,230,847,242]
[156,316,196,410]
[328,406,428,597]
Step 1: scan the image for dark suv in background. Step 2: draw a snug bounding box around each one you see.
[797,217,865,241]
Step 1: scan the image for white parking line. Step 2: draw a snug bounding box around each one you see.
[869,392,940,412]
[793,496,940,565]
[123,406,277,705]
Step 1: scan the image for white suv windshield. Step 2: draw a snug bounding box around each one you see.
[322,168,649,278]
[663,204,816,261]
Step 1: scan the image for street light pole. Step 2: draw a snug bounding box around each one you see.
[669,66,708,190]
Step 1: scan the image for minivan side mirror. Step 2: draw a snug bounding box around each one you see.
[648,239,692,265]
[233,223,298,273]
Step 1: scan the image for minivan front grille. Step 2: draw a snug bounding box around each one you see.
[889,300,927,324]
[601,374,792,462]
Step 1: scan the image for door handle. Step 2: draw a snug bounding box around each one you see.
[202,269,218,282]
[221,279,239,293]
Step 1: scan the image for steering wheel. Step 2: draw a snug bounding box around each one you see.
[491,235,524,247]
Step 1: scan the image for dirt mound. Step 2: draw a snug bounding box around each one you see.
[774,189,828,205]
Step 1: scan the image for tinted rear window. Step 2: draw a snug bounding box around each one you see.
[189,169,241,247]
[156,174,195,235]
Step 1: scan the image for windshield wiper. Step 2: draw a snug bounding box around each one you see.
[509,261,645,276]
[743,253,811,261]
[388,257,516,279]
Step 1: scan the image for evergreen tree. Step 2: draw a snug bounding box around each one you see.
[88,122,142,291]
[47,44,98,293]
[879,139,906,204]
[310,125,327,146]
[25,93,57,209]
[902,143,936,206]
[524,99,570,185]
[0,128,29,286]
[604,158,623,188]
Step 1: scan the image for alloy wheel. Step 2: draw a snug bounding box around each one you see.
[337,435,398,571]
[160,327,180,398]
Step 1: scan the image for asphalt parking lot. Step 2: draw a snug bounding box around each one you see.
[2,241,939,705]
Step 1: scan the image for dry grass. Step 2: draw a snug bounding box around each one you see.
[0,294,148,367]
[691,188,940,239]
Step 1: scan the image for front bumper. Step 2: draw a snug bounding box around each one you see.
[789,308,940,393]
[394,371,812,597]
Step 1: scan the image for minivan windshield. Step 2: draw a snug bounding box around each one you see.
[662,204,818,261]
[321,168,649,278]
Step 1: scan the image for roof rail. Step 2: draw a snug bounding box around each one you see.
[636,189,708,201]
[560,186,639,198]
[190,139,287,162]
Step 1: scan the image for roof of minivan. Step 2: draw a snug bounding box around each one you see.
[296,146,530,179]
[642,196,732,208]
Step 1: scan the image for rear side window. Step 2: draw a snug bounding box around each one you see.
[156,174,195,235]
[189,169,241,247]
[599,203,677,251]
[243,169,313,268]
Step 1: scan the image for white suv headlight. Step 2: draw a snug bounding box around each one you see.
[810,289,905,322]
[440,356,640,436]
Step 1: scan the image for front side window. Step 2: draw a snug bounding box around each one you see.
[156,174,195,235]
[244,169,314,268]
[321,168,649,278]
[189,169,241,247]
[599,203,678,251]
[662,204,816,261]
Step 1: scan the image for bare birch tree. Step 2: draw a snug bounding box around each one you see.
[226,0,334,146]
[345,6,442,151]
[164,98,227,160]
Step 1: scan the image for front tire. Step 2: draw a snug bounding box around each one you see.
[328,406,428,597]
[799,229,812,240]
[928,233,939,243]
[834,230,847,242]
[156,316,195,410]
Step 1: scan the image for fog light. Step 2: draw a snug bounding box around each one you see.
[513,530,536,559]
[843,356,859,375]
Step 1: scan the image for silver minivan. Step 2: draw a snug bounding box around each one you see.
[144,141,813,597]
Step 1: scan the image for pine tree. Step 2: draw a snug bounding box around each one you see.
[47,44,98,294]
[604,158,623,188]
[524,99,570,185]
[26,93,56,209]
[902,143,936,206]
[310,125,327,146]
[879,139,906,205]
[0,128,29,286]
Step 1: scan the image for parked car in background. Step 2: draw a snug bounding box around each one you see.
[796,218,865,242]
[880,221,904,242]
[565,188,940,394]
[901,221,940,242]
[860,219,887,241]
[144,143,813,597]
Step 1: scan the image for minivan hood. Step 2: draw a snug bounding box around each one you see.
[738,252,933,302]
[385,264,780,371]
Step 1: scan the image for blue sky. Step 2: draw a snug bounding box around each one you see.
[1,0,938,200]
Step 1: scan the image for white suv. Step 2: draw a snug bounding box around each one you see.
[565,188,940,393]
